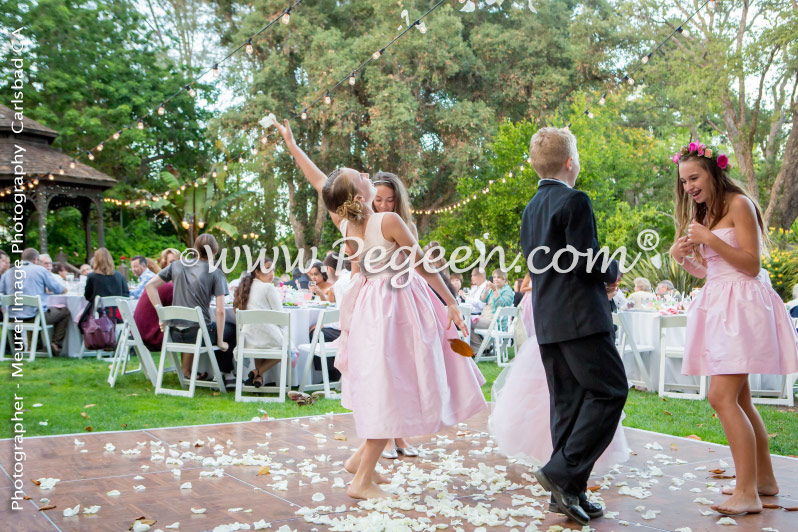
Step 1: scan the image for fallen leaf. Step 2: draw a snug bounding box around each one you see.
[31,479,41,486]
[711,474,736,479]
[763,503,782,509]
[664,410,672,416]
[121,424,127,428]
[334,434,347,441]
[85,426,93,432]
[80,412,89,418]
[587,485,601,492]
[257,466,271,475]
[38,505,56,511]
[23,496,31,500]
[261,414,269,420]
[84,404,96,408]
[687,434,702,440]
[709,469,725,474]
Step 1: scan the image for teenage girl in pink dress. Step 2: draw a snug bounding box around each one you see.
[670,143,798,515]
[275,120,487,499]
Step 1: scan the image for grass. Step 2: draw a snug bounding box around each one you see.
[2,356,797,456]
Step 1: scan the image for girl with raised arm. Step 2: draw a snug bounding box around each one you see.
[275,119,487,499]
[670,143,798,515]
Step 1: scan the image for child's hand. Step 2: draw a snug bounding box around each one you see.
[447,303,468,335]
[687,222,713,245]
[274,119,296,148]
[669,236,692,261]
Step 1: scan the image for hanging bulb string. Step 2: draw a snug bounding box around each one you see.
[294,0,446,117]
[567,0,710,128]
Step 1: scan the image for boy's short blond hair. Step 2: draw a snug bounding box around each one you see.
[529,127,578,178]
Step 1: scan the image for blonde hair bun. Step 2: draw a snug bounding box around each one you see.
[335,198,366,222]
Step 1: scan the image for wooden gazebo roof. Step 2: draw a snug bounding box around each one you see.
[0,105,116,188]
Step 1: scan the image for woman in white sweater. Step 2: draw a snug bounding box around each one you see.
[233,257,286,387]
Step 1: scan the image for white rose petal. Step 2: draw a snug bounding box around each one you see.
[675,528,693,532]
[33,403,43,407]
[83,505,101,514]
[461,0,476,13]
[191,507,206,514]
[717,517,737,526]
[37,478,60,490]
[165,523,180,530]
[311,492,325,502]
[133,485,146,491]
[39,421,48,426]
[63,504,80,517]
[180,482,192,489]
[104,443,116,452]
[106,489,121,496]
[74,439,85,446]
[253,520,270,530]
[133,521,152,532]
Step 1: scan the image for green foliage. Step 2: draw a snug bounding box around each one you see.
[762,248,798,301]
[428,93,677,272]
[1,0,215,188]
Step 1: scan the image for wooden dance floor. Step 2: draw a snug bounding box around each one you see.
[2,410,796,531]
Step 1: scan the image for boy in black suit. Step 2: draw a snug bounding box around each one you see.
[520,127,627,526]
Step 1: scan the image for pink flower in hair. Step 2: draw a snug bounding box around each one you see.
[688,142,698,152]
[672,153,681,164]
[717,154,729,169]
[698,147,705,156]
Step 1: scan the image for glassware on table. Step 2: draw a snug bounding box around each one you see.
[301,289,312,302]
[66,273,75,283]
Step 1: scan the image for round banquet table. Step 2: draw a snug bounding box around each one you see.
[46,293,88,357]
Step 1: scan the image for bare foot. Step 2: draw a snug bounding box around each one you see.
[711,493,763,515]
[395,437,409,448]
[722,481,779,497]
[344,455,359,475]
[373,471,390,484]
[347,481,392,500]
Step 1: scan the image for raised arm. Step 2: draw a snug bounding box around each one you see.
[274,119,342,226]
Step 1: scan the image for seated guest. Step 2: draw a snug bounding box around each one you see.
[287,266,310,290]
[470,269,514,349]
[133,247,177,350]
[146,257,161,274]
[38,253,66,291]
[52,263,69,280]
[0,250,10,278]
[450,273,466,303]
[279,273,292,286]
[159,248,180,269]
[82,248,129,323]
[79,263,92,277]
[233,257,286,387]
[656,279,681,300]
[464,268,489,314]
[628,277,655,308]
[308,261,335,302]
[146,234,236,385]
[130,255,155,298]
[0,248,69,354]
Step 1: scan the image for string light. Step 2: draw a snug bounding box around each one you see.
[48,173,54,180]
[282,9,291,24]
[372,50,382,60]
[251,146,258,155]
[59,166,64,175]
[417,21,427,34]
[70,160,76,169]
[246,39,254,54]
[213,63,220,78]
[223,163,228,171]
[599,93,607,105]
[137,119,144,130]
[212,170,217,178]
[627,77,635,86]
[709,0,715,10]
[238,155,244,163]
[187,85,196,97]
[324,92,332,105]
[300,110,308,120]
[96,143,103,152]
[112,131,120,140]
[349,72,356,86]
[642,53,651,64]
[87,151,95,161]
[158,103,165,115]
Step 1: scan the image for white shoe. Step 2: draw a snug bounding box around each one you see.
[396,445,418,457]
[382,447,399,459]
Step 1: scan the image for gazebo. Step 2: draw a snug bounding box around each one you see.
[0,105,116,261]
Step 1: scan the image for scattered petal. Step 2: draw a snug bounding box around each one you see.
[63,504,80,517]
[191,508,206,514]
[717,517,737,526]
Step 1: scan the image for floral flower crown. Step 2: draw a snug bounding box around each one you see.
[671,142,731,170]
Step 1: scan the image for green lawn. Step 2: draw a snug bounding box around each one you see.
[3,356,797,456]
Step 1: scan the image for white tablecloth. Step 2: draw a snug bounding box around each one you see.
[618,310,787,396]
[47,294,87,357]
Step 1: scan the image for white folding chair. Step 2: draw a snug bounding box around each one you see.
[298,309,341,397]
[614,312,656,390]
[474,306,518,366]
[657,314,707,400]
[750,374,796,407]
[108,300,174,388]
[458,304,473,340]
[234,309,291,403]
[0,294,54,361]
[155,305,226,397]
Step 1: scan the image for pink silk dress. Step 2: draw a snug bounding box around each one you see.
[335,213,487,439]
[682,228,798,376]
[489,293,630,468]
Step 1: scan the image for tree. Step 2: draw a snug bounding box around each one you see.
[208,0,626,251]
[627,0,798,227]
[1,0,216,188]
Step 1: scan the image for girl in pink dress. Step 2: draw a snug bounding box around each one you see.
[670,143,798,516]
[275,120,487,500]
[490,289,630,469]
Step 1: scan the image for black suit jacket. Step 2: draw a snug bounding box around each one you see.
[521,180,619,344]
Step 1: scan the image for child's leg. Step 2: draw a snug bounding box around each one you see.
[344,441,390,484]
[708,375,763,515]
[347,439,391,499]
[722,379,779,496]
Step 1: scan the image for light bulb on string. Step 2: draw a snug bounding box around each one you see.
[187,85,196,97]
[246,39,253,54]
[261,136,268,145]
[137,119,144,130]
[324,92,332,105]
[642,53,651,64]
[588,111,595,119]
[223,163,228,171]
[238,155,244,163]
[417,22,427,34]
[709,0,715,10]
[193,181,199,187]
[282,9,291,24]
[87,151,95,161]
[627,77,635,86]
[213,64,220,78]
[59,166,64,175]
[349,72,356,86]
[158,103,165,115]
[69,160,76,169]
[372,50,381,60]
[33,178,39,185]
[251,146,258,155]
[300,110,308,120]
[96,143,103,152]
[112,131,120,140]
[180,185,186,191]
[48,173,54,180]
[599,93,607,105]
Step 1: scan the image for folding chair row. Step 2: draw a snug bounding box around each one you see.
[474,306,518,366]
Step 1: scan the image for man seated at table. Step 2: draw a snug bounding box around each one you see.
[0,250,10,278]
[655,280,681,300]
[130,255,155,299]
[38,253,67,292]
[79,263,92,278]
[463,268,489,315]
[0,248,69,355]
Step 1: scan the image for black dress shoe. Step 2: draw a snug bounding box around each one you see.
[549,492,604,518]
[533,469,590,526]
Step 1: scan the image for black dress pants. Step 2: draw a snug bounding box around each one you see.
[538,331,628,494]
